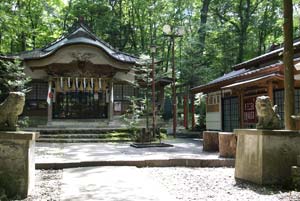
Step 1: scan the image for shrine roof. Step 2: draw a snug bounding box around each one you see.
[5,23,138,64]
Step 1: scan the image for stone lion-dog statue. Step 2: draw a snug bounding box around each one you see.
[0,92,25,130]
[256,96,281,129]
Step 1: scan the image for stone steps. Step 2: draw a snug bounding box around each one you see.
[25,128,129,134]
[39,133,130,139]
[37,138,132,143]
[32,128,132,143]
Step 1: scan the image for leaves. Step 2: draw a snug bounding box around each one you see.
[0,0,297,88]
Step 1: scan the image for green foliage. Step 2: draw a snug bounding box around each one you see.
[0,0,298,89]
[17,116,30,128]
[0,59,30,101]
[122,97,144,140]
[195,94,206,130]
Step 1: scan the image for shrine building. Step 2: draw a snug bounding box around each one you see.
[1,23,169,126]
[191,40,300,132]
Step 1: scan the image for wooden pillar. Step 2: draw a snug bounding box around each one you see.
[183,95,188,129]
[47,77,53,124]
[191,94,195,129]
[108,80,114,121]
[240,90,244,128]
[267,81,274,104]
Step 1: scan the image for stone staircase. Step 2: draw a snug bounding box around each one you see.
[291,155,300,190]
[27,128,132,143]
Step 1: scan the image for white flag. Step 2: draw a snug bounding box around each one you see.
[47,81,52,105]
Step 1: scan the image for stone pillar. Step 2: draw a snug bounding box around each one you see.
[235,129,300,185]
[239,90,244,128]
[0,131,39,199]
[47,78,53,124]
[108,80,114,121]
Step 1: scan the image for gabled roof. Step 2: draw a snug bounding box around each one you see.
[233,41,300,70]
[5,23,138,64]
[191,62,282,93]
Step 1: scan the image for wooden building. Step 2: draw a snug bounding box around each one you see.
[191,41,300,132]
[1,23,169,126]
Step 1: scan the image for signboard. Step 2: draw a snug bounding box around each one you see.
[243,97,257,124]
[114,102,122,112]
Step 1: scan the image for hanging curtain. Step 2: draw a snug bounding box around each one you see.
[76,77,79,89]
[72,78,76,91]
[55,78,62,92]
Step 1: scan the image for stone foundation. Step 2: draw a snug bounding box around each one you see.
[218,132,236,158]
[203,131,219,152]
[0,131,39,199]
[235,129,300,186]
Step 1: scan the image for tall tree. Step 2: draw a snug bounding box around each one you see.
[283,0,296,130]
[198,0,210,56]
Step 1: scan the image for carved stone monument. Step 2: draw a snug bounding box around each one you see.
[0,92,39,199]
[255,96,281,129]
[0,92,25,131]
[235,97,300,186]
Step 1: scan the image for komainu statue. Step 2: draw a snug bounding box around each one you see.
[0,92,25,131]
[256,96,281,129]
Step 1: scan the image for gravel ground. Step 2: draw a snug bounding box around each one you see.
[16,167,300,201]
[21,170,63,201]
[142,167,300,201]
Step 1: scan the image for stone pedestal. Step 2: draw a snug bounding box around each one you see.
[218,132,237,158]
[235,129,300,186]
[203,131,219,152]
[0,131,39,199]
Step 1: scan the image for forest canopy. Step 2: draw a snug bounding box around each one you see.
[1,0,300,87]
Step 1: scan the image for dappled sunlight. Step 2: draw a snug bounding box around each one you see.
[35,138,221,163]
[60,167,177,201]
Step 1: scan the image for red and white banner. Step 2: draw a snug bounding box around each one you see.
[47,81,52,105]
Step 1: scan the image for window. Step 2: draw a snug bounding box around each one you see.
[27,82,48,100]
[222,96,240,132]
[114,84,123,100]
[123,84,135,100]
[274,89,300,128]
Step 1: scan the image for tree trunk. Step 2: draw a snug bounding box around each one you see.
[198,0,210,56]
[283,0,296,130]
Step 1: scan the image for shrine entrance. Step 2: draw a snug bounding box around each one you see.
[50,77,110,119]
[53,91,108,119]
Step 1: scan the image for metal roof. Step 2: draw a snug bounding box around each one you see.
[8,24,138,64]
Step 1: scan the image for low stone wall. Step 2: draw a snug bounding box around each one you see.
[203,131,219,152]
[0,131,39,199]
[218,132,236,158]
[235,129,300,186]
